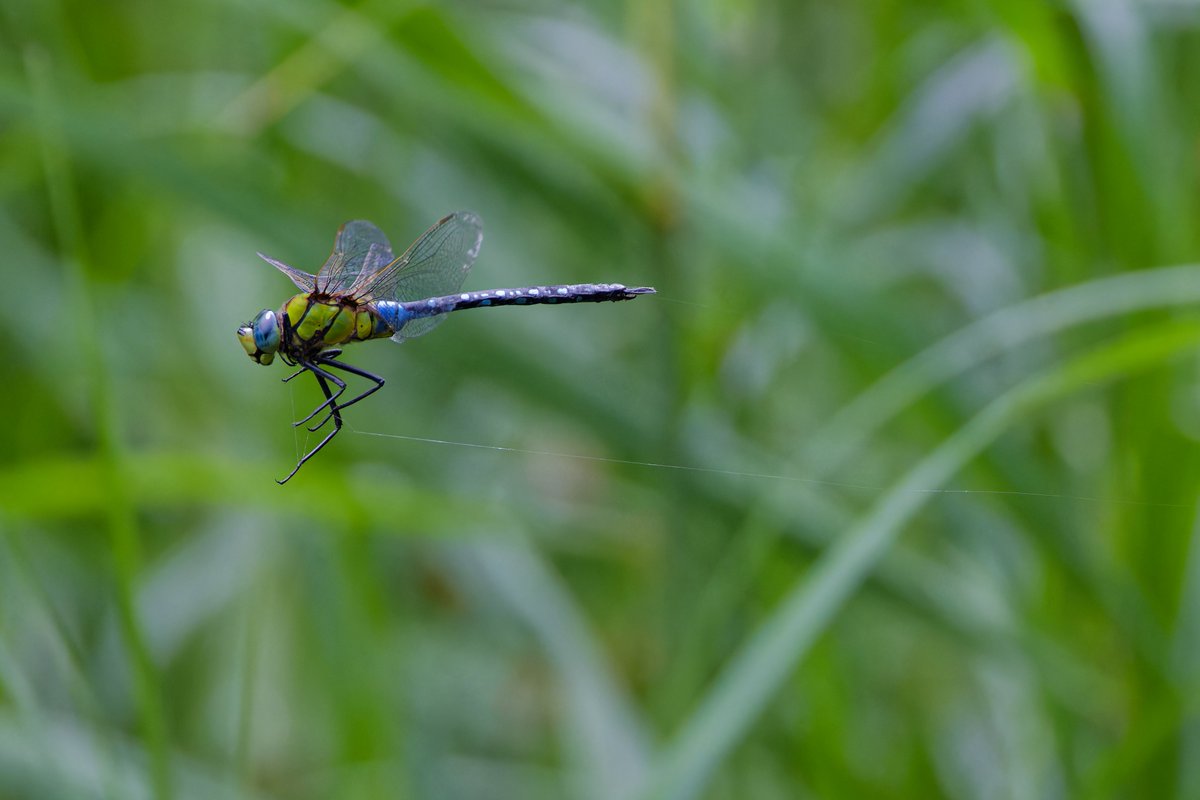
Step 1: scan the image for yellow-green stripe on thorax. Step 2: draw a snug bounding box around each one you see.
[282,293,393,352]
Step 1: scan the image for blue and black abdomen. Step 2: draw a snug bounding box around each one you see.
[374,283,655,338]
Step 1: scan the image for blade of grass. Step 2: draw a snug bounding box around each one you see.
[463,539,652,800]
[638,318,1200,800]
[1170,505,1200,798]
[0,533,126,799]
[0,451,518,533]
[216,0,410,136]
[26,48,172,800]
[806,263,1200,476]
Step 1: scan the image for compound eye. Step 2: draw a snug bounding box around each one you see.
[252,309,280,352]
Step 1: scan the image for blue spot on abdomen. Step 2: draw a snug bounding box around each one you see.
[375,301,411,330]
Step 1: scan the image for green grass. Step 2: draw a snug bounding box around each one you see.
[3,1,1200,798]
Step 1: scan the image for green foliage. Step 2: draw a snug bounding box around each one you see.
[2,1,1200,798]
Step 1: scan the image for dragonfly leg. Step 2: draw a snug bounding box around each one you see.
[292,359,346,427]
[305,354,386,432]
[277,364,344,484]
[283,349,339,383]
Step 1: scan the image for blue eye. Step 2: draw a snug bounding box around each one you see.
[253,309,279,351]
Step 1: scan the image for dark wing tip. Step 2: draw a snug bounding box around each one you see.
[436,211,483,233]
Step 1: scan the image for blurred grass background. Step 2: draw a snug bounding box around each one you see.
[3,0,1200,797]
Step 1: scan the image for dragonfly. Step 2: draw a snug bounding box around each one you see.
[237,212,656,484]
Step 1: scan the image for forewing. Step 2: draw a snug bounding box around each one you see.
[349,212,484,340]
[316,220,396,294]
[256,252,316,293]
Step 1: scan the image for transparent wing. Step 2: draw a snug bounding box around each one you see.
[349,212,484,341]
[257,252,316,293]
[316,220,396,294]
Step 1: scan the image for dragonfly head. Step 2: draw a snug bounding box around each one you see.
[237,308,281,365]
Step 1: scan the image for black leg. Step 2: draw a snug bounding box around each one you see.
[292,359,346,427]
[284,350,339,383]
[320,356,385,414]
[277,364,344,484]
[305,354,386,432]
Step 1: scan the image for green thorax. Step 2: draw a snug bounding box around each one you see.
[281,293,393,354]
